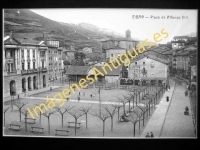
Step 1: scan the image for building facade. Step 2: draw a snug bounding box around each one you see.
[101,30,139,61]
[3,33,49,98]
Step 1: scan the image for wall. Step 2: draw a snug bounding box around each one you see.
[129,57,168,79]
[105,76,119,83]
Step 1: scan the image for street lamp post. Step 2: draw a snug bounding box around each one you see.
[99,87,101,116]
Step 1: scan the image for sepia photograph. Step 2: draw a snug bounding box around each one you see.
[3,8,197,138]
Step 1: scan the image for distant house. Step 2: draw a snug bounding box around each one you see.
[171,36,189,49]
[65,66,91,83]
[128,53,169,86]
[87,66,121,83]
[101,30,139,62]
[82,47,92,53]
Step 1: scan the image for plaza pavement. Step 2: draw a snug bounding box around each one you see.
[140,78,196,138]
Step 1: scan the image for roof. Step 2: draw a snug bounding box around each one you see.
[102,38,138,42]
[171,40,186,43]
[161,49,175,55]
[88,66,121,76]
[65,66,91,75]
[148,45,171,54]
[108,46,126,50]
[174,36,189,39]
[63,60,71,65]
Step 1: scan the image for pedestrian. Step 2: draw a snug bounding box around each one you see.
[79,92,80,96]
[150,132,154,137]
[78,96,80,102]
[145,133,150,137]
[90,94,92,98]
[166,96,169,102]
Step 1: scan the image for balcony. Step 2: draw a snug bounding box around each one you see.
[27,69,34,74]
[42,68,48,72]
[32,58,36,61]
[27,58,31,62]
[21,70,28,75]
[33,69,38,72]
[7,70,17,75]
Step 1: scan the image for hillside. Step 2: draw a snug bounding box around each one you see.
[4,9,125,52]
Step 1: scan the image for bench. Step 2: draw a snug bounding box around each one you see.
[31,124,44,133]
[68,122,81,128]
[25,117,36,124]
[8,121,22,131]
[55,128,69,136]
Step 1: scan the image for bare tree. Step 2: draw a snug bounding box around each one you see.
[116,96,128,115]
[129,110,142,137]
[56,105,75,127]
[14,102,28,122]
[123,94,133,112]
[112,103,123,122]
[90,110,110,137]
[34,103,44,123]
[136,104,148,127]
[42,109,57,134]
[80,105,93,129]
[4,106,10,127]
[67,108,85,136]
[20,108,31,132]
[102,105,117,131]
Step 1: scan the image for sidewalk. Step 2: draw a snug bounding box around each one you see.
[160,81,196,138]
[140,79,176,137]
[3,86,60,102]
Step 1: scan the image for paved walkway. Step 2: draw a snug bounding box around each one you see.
[160,81,196,138]
[140,79,175,137]
[3,86,60,102]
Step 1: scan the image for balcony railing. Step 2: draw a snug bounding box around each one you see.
[7,70,17,75]
[27,69,34,74]
[42,68,47,72]
[21,70,28,75]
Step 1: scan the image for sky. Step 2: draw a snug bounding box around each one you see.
[30,9,198,43]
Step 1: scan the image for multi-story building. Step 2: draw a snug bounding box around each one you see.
[46,39,63,80]
[171,36,189,49]
[128,52,169,86]
[101,30,139,62]
[3,32,49,98]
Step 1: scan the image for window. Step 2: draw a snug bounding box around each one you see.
[40,51,45,57]
[22,63,24,70]
[33,50,35,58]
[21,50,24,58]
[28,62,30,69]
[42,61,44,68]
[49,50,50,53]
[33,62,35,69]
[135,62,137,65]
[27,50,30,58]
[143,62,145,65]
